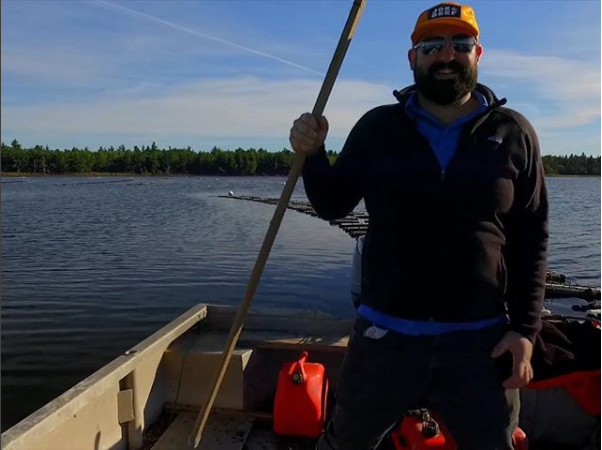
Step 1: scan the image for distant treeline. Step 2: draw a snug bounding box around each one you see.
[1,140,599,176]
[541,154,600,176]
[0,140,336,176]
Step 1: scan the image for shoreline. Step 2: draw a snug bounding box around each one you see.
[2,172,600,178]
[0,172,286,178]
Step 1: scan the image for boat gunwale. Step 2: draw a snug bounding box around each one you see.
[1,303,355,450]
[1,303,208,449]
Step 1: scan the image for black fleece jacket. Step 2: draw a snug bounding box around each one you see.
[302,84,549,343]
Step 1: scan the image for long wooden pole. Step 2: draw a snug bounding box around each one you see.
[188,1,366,447]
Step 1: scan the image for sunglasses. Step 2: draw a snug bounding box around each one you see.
[413,36,477,56]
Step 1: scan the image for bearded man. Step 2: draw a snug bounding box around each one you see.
[289,2,549,449]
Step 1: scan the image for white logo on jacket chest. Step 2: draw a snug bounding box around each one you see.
[487,136,503,144]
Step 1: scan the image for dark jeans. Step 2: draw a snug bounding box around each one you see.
[317,316,519,450]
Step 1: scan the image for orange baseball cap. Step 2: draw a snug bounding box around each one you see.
[411,2,479,45]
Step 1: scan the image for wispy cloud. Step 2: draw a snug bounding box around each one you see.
[1,45,107,86]
[2,0,329,94]
[91,0,325,77]
[1,77,392,144]
[481,49,600,131]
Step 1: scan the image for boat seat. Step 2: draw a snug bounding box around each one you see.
[162,327,349,412]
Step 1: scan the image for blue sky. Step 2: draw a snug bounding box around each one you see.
[1,0,600,156]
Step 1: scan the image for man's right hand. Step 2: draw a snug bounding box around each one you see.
[289,113,329,156]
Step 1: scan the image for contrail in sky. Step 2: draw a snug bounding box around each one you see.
[93,0,325,77]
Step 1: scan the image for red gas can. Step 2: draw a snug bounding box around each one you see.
[390,409,528,450]
[390,409,454,450]
[273,351,329,438]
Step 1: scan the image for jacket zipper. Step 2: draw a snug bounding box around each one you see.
[440,105,499,186]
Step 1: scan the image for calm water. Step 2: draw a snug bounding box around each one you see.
[1,176,600,431]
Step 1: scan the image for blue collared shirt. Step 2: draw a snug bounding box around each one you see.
[358,90,506,335]
[405,90,488,169]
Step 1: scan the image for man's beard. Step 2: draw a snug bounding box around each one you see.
[414,60,477,105]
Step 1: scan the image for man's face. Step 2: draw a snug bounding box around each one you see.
[409,32,482,105]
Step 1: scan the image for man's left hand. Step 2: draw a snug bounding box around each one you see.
[491,331,534,389]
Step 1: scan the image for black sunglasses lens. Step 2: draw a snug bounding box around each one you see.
[421,41,444,55]
[419,37,475,55]
[422,45,441,55]
[451,37,475,53]
[452,43,473,53]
